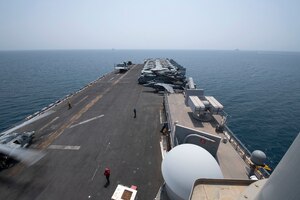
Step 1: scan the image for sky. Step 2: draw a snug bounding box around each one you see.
[0,0,299,51]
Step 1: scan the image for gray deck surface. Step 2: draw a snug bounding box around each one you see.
[167,94,249,179]
[0,65,163,200]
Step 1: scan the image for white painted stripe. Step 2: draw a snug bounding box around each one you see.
[159,140,165,160]
[104,142,110,153]
[159,110,163,124]
[89,142,110,182]
[48,145,81,150]
[90,164,100,181]
[52,116,59,122]
[69,114,104,128]
[39,116,59,131]
[109,77,115,81]
[74,95,88,106]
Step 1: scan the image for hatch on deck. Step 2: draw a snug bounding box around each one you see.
[111,184,137,200]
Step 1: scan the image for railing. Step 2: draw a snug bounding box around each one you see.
[163,92,270,179]
[163,92,175,148]
[224,125,270,178]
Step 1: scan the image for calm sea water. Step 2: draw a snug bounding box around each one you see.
[0,50,299,169]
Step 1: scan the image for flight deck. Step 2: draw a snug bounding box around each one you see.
[0,64,163,200]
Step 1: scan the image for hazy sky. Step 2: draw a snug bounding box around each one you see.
[0,0,299,51]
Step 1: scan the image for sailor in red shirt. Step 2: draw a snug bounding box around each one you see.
[104,168,110,185]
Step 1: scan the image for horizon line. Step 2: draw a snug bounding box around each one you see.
[0,48,299,53]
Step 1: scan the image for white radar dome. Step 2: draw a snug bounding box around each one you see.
[161,144,223,200]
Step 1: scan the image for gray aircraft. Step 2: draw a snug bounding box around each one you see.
[0,131,45,169]
[143,82,175,93]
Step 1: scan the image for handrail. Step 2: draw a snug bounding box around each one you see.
[163,92,270,179]
[163,92,175,148]
[224,125,270,178]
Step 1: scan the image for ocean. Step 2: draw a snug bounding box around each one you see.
[0,50,299,170]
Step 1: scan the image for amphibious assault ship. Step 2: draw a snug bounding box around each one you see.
[0,59,298,200]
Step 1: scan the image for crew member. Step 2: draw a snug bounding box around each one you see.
[68,100,72,109]
[104,167,110,185]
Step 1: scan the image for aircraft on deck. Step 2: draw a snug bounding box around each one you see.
[0,131,44,170]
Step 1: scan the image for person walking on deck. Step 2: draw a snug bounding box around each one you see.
[133,108,136,118]
[104,167,110,186]
[68,100,72,109]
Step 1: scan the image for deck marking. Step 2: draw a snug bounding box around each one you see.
[109,77,115,81]
[39,117,59,131]
[48,145,81,150]
[69,114,104,128]
[104,142,110,153]
[37,95,102,149]
[159,140,165,159]
[90,164,100,181]
[90,142,110,181]
[74,95,88,106]
[159,110,163,124]
[38,65,132,149]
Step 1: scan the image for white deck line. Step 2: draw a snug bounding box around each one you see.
[48,145,81,150]
[69,115,104,128]
[74,95,88,106]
